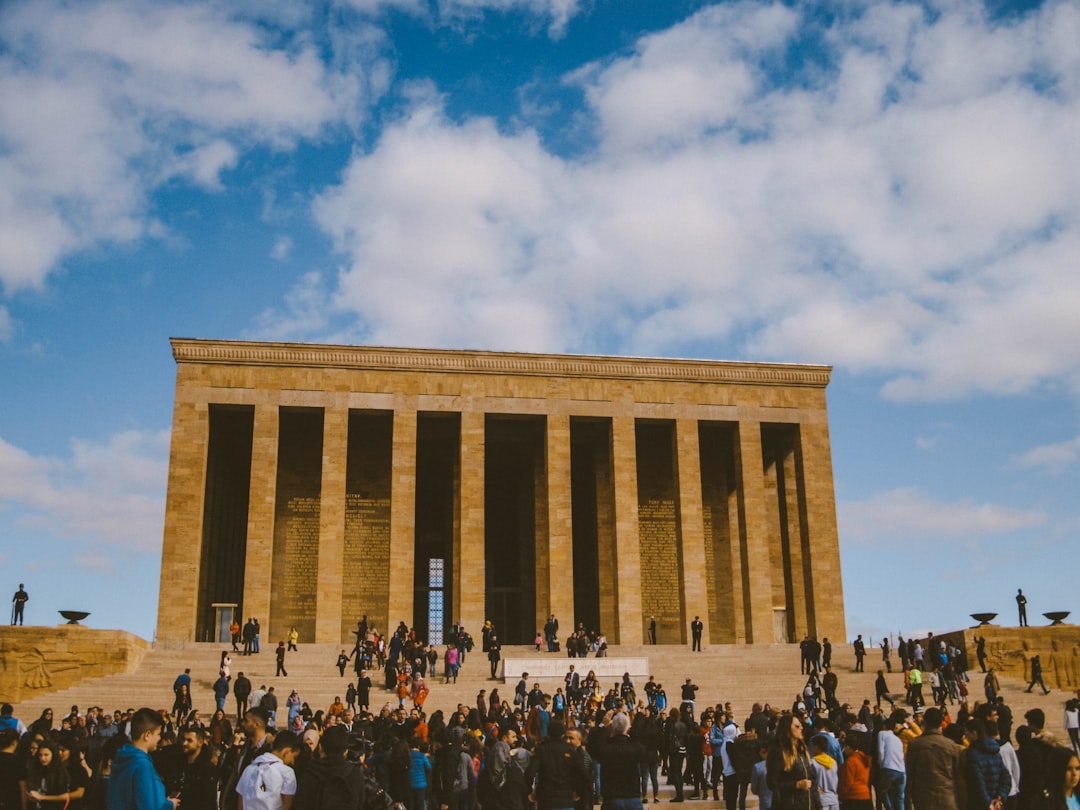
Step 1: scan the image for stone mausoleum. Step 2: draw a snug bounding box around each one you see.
[156,339,846,648]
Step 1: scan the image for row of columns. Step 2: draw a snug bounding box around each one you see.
[161,400,842,645]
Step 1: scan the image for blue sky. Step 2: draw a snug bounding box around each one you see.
[2,0,1078,642]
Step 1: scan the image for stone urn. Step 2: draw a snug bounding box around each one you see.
[58,610,90,625]
[1044,611,1070,626]
[970,612,997,626]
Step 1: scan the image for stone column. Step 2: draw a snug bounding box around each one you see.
[387,408,418,633]
[545,413,575,632]
[455,409,485,636]
[735,420,774,643]
[675,419,708,645]
[798,418,846,642]
[243,403,280,628]
[315,405,348,643]
[611,416,644,644]
[156,398,209,643]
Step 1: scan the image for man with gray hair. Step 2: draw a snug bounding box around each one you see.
[590,712,646,810]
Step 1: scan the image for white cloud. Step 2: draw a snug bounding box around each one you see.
[577,3,798,152]
[271,236,294,263]
[250,271,333,341]
[166,140,240,191]
[0,0,371,293]
[1013,435,1080,473]
[301,0,1080,403]
[0,430,170,552]
[339,0,583,37]
[312,97,568,350]
[839,487,1045,544]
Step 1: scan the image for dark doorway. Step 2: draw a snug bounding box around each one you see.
[485,416,542,644]
[413,414,458,646]
[762,423,808,641]
[197,405,254,642]
[698,422,740,644]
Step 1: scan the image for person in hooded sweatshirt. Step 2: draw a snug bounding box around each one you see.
[811,736,838,810]
[107,708,178,810]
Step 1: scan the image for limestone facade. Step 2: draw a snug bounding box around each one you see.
[157,339,846,647]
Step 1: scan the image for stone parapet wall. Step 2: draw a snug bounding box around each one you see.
[0,626,148,703]
[501,656,651,680]
[936,624,1080,689]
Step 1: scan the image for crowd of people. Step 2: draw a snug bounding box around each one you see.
[2,621,1079,810]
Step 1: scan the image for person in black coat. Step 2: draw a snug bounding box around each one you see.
[527,720,589,810]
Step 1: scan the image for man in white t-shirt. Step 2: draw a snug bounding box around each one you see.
[236,731,302,810]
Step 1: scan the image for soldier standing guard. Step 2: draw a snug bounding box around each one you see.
[11,584,28,625]
[691,616,703,651]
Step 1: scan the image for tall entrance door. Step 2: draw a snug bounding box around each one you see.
[413,414,458,645]
[485,417,542,644]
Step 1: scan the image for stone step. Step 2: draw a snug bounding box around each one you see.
[12,641,1065,740]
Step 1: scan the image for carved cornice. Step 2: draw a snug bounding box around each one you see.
[171,338,831,388]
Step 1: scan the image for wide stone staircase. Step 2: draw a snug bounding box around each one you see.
[14,640,1063,739]
[11,640,1065,810]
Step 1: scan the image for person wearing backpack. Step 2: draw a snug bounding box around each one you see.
[665,707,689,802]
[298,726,374,810]
[235,731,301,810]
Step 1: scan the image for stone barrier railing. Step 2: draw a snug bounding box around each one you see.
[499,656,650,682]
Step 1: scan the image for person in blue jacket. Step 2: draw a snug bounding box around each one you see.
[107,708,178,810]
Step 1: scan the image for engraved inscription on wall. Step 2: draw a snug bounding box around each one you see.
[639,497,682,636]
[285,497,320,624]
[343,494,391,633]
[703,505,717,624]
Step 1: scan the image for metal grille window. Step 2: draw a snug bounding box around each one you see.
[428,558,444,645]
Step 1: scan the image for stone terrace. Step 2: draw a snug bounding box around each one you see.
[13,641,1065,739]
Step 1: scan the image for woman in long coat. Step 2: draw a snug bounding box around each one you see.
[766,714,820,810]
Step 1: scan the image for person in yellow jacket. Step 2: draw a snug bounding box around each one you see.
[908,666,924,708]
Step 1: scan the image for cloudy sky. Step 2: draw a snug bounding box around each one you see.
[1,0,1077,642]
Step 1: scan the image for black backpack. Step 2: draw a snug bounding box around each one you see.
[361,774,397,810]
[314,762,396,810]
